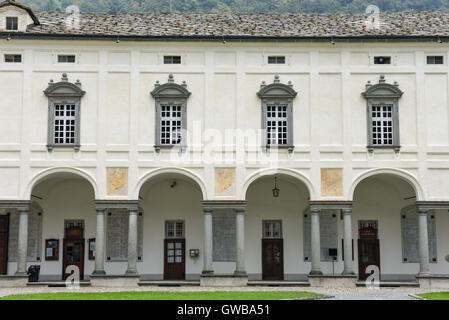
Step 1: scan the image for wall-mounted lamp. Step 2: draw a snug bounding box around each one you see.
[272,176,280,198]
[116,35,120,44]
[6,33,11,41]
[330,37,335,45]
[170,181,177,188]
[437,35,443,44]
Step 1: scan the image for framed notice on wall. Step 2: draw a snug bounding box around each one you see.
[45,239,59,261]
[88,238,96,260]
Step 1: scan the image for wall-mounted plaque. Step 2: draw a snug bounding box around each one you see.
[88,238,96,260]
[45,239,59,261]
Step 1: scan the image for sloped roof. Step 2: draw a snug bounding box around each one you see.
[2,1,449,40]
[0,0,39,25]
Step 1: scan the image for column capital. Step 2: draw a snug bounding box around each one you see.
[96,207,107,215]
[203,208,213,214]
[341,208,352,215]
[95,200,139,212]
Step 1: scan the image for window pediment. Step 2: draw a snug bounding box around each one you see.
[362,75,403,99]
[151,74,191,99]
[257,75,297,99]
[44,73,85,98]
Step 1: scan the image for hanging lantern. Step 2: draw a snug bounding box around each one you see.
[272,176,280,198]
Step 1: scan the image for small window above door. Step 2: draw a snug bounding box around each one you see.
[263,220,282,238]
[165,220,185,238]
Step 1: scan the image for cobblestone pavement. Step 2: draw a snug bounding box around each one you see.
[0,285,445,299]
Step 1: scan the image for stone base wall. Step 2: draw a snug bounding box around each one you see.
[308,275,357,288]
[0,276,28,287]
[200,274,248,287]
[417,275,449,289]
[90,275,140,287]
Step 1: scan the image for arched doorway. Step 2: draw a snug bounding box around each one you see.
[352,173,418,281]
[245,173,311,281]
[29,171,96,281]
[138,171,204,280]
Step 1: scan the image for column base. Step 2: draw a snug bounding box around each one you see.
[202,270,214,275]
[341,270,355,275]
[233,270,247,276]
[416,275,449,289]
[308,274,357,288]
[200,274,248,287]
[90,274,140,287]
[125,269,138,276]
[309,270,323,276]
[0,275,28,287]
[92,270,106,276]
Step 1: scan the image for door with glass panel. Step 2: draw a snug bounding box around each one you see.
[164,221,185,280]
[262,220,284,280]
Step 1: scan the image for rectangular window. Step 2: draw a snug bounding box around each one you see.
[263,220,282,238]
[4,54,21,63]
[427,55,444,64]
[268,56,286,64]
[371,105,393,146]
[53,104,76,144]
[165,221,184,238]
[374,56,391,64]
[164,55,181,64]
[266,105,288,146]
[6,17,18,31]
[160,105,182,145]
[58,55,76,63]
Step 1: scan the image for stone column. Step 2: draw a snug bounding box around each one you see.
[418,208,431,276]
[93,208,106,275]
[234,208,246,275]
[125,210,138,275]
[342,208,354,275]
[310,208,323,275]
[15,208,29,276]
[202,208,214,274]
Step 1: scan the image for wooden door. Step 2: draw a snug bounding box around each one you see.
[358,238,380,281]
[262,239,284,280]
[62,239,84,280]
[164,239,185,280]
[0,215,9,275]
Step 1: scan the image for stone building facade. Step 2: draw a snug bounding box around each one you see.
[0,0,448,288]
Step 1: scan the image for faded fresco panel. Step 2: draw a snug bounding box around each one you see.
[321,168,343,197]
[215,168,235,196]
[107,167,128,196]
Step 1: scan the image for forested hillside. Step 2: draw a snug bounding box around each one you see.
[20,0,449,13]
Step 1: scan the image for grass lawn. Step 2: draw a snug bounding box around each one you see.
[0,290,323,300]
[417,292,449,300]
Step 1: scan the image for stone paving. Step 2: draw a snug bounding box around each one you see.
[0,285,447,299]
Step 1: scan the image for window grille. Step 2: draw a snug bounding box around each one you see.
[164,55,181,64]
[54,104,76,144]
[427,56,444,64]
[58,55,76,63]
[266,105,288,146]
[268,56,285,64]
[165,221,184,238]
[4,54,21,63]
[6,17,18,30]
[160,105,182,145]
[263,220,282,238]
[371,105,393,146]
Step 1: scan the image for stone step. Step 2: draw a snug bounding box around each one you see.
[356,281,419,288]
[27,281,91,287]
[248,281,310,287]
[138,280,200,286]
